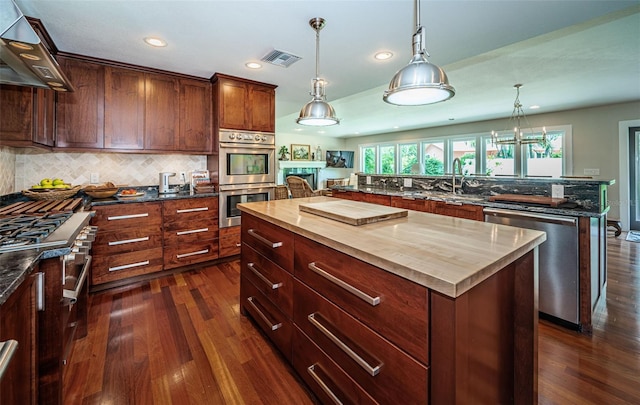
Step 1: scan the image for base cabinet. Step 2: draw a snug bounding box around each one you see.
[219,226,241,257]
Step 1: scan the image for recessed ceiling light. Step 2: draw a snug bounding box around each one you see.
[144,37,167,47]
[374,51,393,61]
[529,105,540,109]
[245,62,262,69]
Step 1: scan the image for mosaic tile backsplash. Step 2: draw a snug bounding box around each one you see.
[12,150,207,192]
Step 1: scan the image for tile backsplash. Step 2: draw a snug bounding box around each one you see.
[0,147,17,195]
[11,149,207,192]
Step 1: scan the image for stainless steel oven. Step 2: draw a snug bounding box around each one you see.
[218,130,276,185]
[219,184,275,228]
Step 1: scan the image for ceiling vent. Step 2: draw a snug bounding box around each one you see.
[261,49,302,68]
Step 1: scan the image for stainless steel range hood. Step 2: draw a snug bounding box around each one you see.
[0,0,73,91]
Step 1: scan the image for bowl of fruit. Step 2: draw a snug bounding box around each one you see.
[23,178,80,200]
[83,182,119,199]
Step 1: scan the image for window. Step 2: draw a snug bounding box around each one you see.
[359,125,571,177]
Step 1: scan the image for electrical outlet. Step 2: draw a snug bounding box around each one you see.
[584,168,600,176]
[366,176,372,185]
[551,184,564,198]
[403,178,412,188]
[90,172,99,184]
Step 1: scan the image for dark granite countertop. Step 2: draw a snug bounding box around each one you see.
[89,186,217,207]
[331,186,608,218]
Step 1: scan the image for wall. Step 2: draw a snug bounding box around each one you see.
[275,132,352,188]
[0,147,17,195]
[343,101,640,220]
[13,150,207,192]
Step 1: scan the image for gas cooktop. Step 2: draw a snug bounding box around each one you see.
[0,212,73,253]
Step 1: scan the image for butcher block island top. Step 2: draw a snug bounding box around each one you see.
[238,196,545,298]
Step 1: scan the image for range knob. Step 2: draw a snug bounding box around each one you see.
[228,133,236,140]
[254,134,262,141]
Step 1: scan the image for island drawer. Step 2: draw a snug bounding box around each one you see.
[241,214,293,273]
[164,240,219,269]
[241,244,293,319]
[91,202,162,231]
[93,225,163,254]
[163,218,219,245]
[241,275,292,362]
[163,197,218,223]
[294,280,428,403]
[292,327,378,405]
[92,247,164,285]
[294,235,429,365]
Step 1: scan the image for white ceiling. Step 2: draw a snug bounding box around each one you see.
[15,0,640,138]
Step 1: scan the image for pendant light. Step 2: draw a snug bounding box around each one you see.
[491,84,547,145]
[383,0,455,106]
[297,17,340,126]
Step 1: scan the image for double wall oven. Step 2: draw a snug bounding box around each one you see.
[217,130,276,227]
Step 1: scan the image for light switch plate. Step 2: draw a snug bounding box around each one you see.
[403,178,412,187]
[551,184,564,198]
[90,172,99,184]
[366,176,372,185]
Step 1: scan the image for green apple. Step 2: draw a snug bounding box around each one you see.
[31,184,43,189]
[40,178,53,187]
[52,178,65,186]
[53,184,69,189]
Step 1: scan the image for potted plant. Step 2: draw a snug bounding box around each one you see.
[278,145,289,160]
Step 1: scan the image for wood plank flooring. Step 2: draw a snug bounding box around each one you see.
[64,235,639,404]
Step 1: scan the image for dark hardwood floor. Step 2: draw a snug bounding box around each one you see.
[64,234,639,404]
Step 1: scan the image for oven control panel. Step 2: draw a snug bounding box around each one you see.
[219,130,275,145]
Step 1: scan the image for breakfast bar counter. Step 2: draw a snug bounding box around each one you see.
[238,196,545,404]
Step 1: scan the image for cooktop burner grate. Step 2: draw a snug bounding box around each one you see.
[0,212,73,253]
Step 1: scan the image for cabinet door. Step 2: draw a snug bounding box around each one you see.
[55,57,105,148]
[431,201,484,221]
[0,84,34,144]
[104,66,145,149]
[33,88,55,146]
[179,79,212,152]
[145,73,179,150]
[249,85,275,132]
[218,78,248,130]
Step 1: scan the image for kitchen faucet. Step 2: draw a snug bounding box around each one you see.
[452,158,463,194]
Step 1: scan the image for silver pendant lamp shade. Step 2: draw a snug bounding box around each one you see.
[383,0,455,106]
[297,18,340,126]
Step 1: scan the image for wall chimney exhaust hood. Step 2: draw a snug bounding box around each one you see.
[0,0,73,91]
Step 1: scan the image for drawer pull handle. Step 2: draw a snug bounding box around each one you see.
[307,364,343,405]
[176,228,208,235]
[109,260,149,272]
[308,262,381,306]
[109,236,149,246]
[235,243,242,247]
[248,229,283,248]
[308,313,382,377]
[247,262,283,290]
[176,207,208,213]
[107,213,149,221]
[0,340,19,380]
[247,296,282,331]
[176,249,209,259]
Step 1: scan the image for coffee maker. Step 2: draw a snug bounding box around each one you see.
[159,172,177,194]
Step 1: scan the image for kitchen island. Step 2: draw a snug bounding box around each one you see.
[238,196,546,404]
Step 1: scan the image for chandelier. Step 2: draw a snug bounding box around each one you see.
[491,84,546,146]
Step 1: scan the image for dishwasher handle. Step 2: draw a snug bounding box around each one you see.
[483,208,577,226]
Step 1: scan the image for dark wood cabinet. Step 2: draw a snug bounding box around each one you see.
[144,73,179,151]
[179,79,212,152]
[219,226,241,257]
[104,66,145,150]
[0,85,55,148]
[55,56,105,149]
[0,269,38,405]
[213,74,276,133]
[431,200,484,221]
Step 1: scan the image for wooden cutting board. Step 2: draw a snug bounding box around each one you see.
[299,200,408,226]
[488,194,567,207]
[0,198,83,217]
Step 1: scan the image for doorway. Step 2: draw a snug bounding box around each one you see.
[630,126,640,230]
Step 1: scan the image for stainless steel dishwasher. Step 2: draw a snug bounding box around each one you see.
[484,208,579,327]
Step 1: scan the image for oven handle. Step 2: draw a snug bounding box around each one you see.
[219,142,275,150]
[63,255,92,304]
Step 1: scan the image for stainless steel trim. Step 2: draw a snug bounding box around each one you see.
[63,255,91,304]
[176,228,208,236]
[308,313,381,377]
[247,263,283,290]
[36,272,44,311]
[308,262,381,306]
[307,365,343,405]
[107,213,149,221]
[108,236,149,246]
[247,296,282,331]
[248,229,282,248]
[483,208,577,226]
[176,249,209,259]
[0,340,19,380]
[176,207,208,213]
[218,183,277,192]
[109,260,149,272]
[219,142,275,150]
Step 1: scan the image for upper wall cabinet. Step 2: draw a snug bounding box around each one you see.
[0,84,55,148]
[54,56,212,153]
[213,74,276,133]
